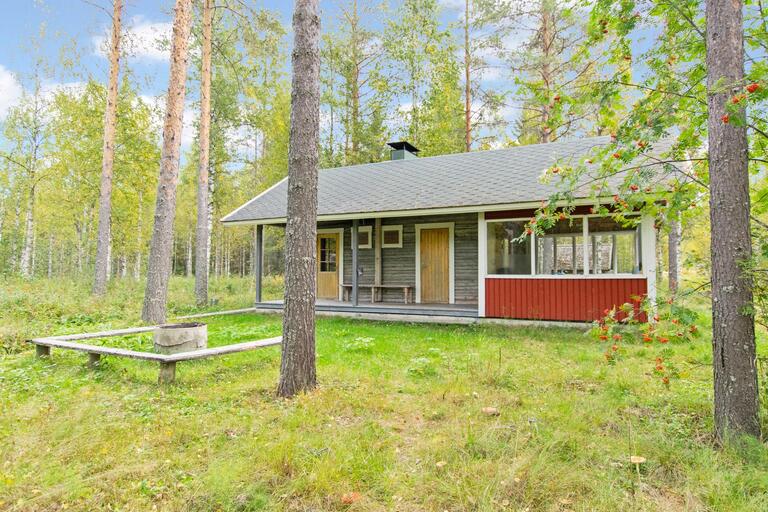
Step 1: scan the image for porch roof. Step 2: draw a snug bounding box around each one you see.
[222,136,678,225]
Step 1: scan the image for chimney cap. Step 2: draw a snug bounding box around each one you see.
[387,141,420,154]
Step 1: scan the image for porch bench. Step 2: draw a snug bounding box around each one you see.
[342,283,414,304]
[28,328,282,384]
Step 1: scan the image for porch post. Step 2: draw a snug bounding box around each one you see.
[351,219,359,306]
[254,224,263,304]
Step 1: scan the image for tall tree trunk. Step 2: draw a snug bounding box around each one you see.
[277,0,321,398]
[539,0,553,143]
[47,233,54,278]
[195,0,213,306]
[706,0,760,439]
[93,0,124,295]
[20,185,35,278]
[186,232,193,277]
[464,0,472,152]
[141,0,193,324]
[668,213,681,295]
[134,191,143,280]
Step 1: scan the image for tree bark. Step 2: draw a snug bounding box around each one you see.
[93,0,123,296]
[141,0,193,324]
[668,213,681,295]
[277,0,321,398]
[195,0,213,306]
[706,0,760,440]
[20,184,35,279]
[464,0,472,152]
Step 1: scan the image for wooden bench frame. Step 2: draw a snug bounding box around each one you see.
[341,283,414,304]
[28,326,282,384]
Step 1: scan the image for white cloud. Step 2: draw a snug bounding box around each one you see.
[438,0,465,9]
[0,65,23,119]
[94,16,172,62]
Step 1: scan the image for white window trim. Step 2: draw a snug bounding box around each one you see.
[482,213,648,280]
[478,212,486,317]
[415,222,455,304]
[317,228,344,300]
[381,224,403,249]
[357,225,372,249]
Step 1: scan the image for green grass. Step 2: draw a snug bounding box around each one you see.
[1,277,767,511]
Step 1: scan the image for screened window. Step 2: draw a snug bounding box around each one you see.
[588,217,640,274]
[487,221,531,275]
[536,218,584,275]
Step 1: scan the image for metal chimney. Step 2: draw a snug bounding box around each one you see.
[387,141,420,160]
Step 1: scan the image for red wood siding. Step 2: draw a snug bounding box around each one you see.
[485,277,647,322]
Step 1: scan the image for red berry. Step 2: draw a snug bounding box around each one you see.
[613,152,621,159]
[612,344,619,351]
[656,364,664,371]
[599,335,608,341]
[659,337,669,344]
[721,114,729,124]
[662,376,670,385]
[613,334,622,340]
[643,336,652,343]
[630,184,639,191]
[746,83,759,93]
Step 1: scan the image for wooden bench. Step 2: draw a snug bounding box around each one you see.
[28,326,281,384]
[342,284,414,304]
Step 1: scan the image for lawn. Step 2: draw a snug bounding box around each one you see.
[1,278,767,511]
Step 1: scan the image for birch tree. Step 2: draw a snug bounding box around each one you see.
[93,0,124,295]
[277,0,321,398]
[141,0,194,323]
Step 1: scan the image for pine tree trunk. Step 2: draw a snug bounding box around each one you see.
[195,0,213,306]
[464,0,471,152]
[141,0,193,324]
[706,0,760,440]
[277,0,321,398]
[93,0,123,295]
[539,0,553,143]
[668,213,681,295]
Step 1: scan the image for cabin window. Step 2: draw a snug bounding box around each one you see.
[319,236,337,272]
[357,226,372,249]
[381,225,403,248]
[535,218,585,275]
[485,214,643,276]
[486,221,531,275]
[587,217,641,274]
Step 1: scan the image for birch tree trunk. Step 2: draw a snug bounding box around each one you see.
[277,0,321,398]
[93,0,123,295]
[141,0,193,324]
[195,0,213,306]
[668,213,681,295]
[706,0,760,439]
[20,185,35,278]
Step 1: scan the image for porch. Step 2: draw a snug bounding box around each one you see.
[254,299,478,318]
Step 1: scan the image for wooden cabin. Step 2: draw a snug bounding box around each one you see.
[222,137,668,323]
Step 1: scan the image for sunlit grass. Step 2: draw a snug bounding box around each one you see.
[1,277,767,511]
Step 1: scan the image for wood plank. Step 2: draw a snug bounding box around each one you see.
[27,336,283,363]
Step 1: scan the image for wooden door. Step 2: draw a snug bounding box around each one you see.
[317,233,339,299]
[419,228,449,303]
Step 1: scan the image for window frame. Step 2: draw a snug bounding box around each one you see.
[357,225,372,249]
[381,225,403,249]
[484,214,643,279]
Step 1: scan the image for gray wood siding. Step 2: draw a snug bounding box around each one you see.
[318,213,478,304]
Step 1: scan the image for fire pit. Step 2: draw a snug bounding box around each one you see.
[153,322,208,355]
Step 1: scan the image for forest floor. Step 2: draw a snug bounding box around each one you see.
[1,277,768,511]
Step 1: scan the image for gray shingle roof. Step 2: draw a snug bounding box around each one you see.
[222,136,675,224]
